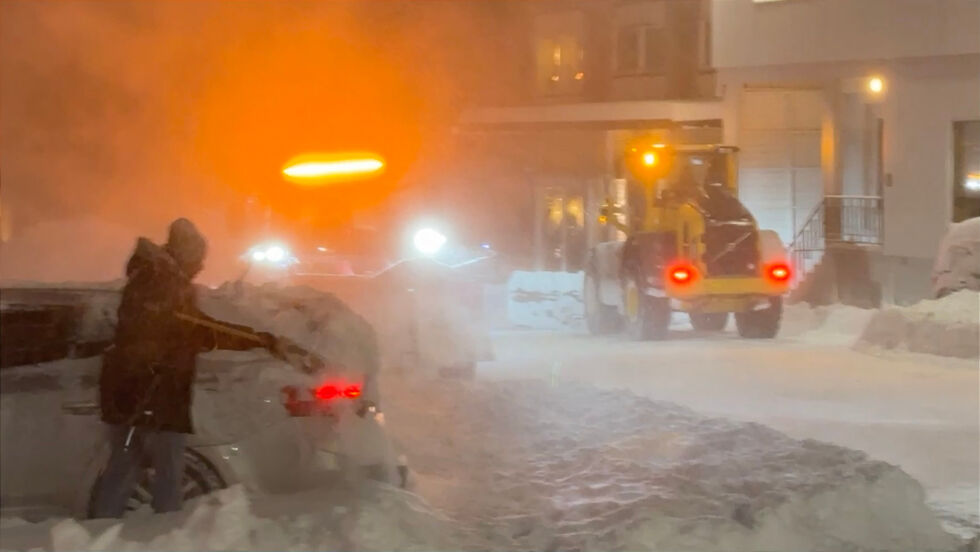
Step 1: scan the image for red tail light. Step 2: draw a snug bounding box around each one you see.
[281,381,362,417]
[313,382,361,401]
[669,265,696,284]
[767,263,791,282]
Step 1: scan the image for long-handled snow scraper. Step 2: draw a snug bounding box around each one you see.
[173,311,326,374]
[174,311,380,418]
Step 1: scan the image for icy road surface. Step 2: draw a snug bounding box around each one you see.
[478,325,980,538]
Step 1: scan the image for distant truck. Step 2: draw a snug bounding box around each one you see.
[584,139,790,340]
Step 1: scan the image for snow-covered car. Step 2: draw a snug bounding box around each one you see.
[0,284,404,521]
[291,258,495,377]
[931,217,980,298]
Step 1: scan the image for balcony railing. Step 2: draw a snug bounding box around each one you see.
[787,195,883,287]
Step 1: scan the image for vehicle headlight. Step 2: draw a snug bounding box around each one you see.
[413,228,447,256]
[244,243,296,267]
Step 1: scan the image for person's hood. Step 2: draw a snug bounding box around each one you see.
[166,218,207,276]
[126,237,182,280]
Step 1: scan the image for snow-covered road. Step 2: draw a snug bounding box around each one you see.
[478,326,980,536]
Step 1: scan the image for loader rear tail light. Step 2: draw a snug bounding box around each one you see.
[669,265,696,284]
[343,385,362,399]
[767,263,791,283]
[314,384,340,400]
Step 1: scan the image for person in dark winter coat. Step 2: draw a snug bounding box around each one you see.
[93,218,279,518]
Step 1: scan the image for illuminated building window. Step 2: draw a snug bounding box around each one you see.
[536,35,584,96]
[953,121,980,221]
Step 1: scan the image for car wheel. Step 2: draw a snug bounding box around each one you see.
[690,312,729,331]
[734,297,782,339]
[87,448,226,518]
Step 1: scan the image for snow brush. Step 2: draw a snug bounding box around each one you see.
[173,311,326,375]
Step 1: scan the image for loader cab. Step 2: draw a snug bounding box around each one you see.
[612,144,740,234]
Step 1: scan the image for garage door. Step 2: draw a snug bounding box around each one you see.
[737,88,823,246]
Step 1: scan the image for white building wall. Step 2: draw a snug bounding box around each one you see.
[883,57,980,258]
[712,0,980,68]
[712,0,980,265]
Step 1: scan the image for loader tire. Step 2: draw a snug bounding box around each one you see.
[584,272,620,335]
[624,276,670,341]
[690,312,729,332]
[735,297,782,339]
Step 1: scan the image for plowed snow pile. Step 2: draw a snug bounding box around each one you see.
[858,290,979,358]
[2,377,962,552]
[780,302,876,345]
[382,377,959,552]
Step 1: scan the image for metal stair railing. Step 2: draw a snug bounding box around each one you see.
[824,195,883,245]
[787,195,883,288]
[787,200,825,288]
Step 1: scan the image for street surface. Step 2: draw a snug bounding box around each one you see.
[480,327,980,534]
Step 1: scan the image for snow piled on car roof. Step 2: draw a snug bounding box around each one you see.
[200,281,381,378]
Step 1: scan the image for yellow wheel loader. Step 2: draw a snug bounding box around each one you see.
[584,137,791,340]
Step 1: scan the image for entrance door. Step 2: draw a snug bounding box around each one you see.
[737,88,823,246]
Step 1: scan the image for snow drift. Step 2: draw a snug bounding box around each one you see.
[858,290,979,358]
[507,270,585,331]
[381,377,961,552]
[1,377,962,552]
[780,301,877,346]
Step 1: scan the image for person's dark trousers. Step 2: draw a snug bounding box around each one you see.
[91,424,186,518]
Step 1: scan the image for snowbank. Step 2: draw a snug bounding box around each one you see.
[859,290,979,358]
[1,376,964,551]
[507,270,584,331]
[780,302,877,346]
[381,377,961,552]
[0,483,459,552]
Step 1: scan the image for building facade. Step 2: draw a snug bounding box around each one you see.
[713,0,980,303]
[455,0,979,304]
[454,0,718,272]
